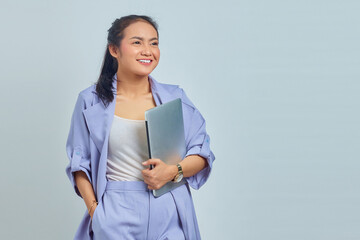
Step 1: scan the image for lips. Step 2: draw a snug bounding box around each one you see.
[137,59,153,66]
[137,59,153,63]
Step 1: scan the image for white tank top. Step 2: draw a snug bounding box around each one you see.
[106,115,149,181]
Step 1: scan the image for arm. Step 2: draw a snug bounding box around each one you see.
[142,154,208,190]
[177,154,208,178]
[74,171,97,219]
[142,88,215,190]
[65,93,96,218]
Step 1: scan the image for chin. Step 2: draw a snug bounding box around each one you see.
[135,68,156,77]
[133,71,152,78]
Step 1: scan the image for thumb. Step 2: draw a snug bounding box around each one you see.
[142,158,159,166]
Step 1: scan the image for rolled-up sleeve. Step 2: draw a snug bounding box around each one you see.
[65,93,92,198]
[181,90,216,190]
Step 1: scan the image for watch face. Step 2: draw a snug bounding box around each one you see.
[176,174,183,182]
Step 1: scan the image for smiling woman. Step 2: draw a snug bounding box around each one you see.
[108,20,160,86]
[65,14,215,240]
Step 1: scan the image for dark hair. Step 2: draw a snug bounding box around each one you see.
[95,15,159,107]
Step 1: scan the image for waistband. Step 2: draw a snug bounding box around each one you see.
[105,180,150,192]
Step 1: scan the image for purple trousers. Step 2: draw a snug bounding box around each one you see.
[89,180,187,240]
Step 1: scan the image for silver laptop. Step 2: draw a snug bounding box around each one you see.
[145,98,187,197]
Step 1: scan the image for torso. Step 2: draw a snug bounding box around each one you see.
[114,92,156,120]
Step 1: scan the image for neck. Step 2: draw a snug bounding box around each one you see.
[115,71,151,99]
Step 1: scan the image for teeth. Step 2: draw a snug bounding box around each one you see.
[139,59,151,63]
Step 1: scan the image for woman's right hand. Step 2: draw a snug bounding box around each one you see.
[74,171,98,220]
[90,203,98,220]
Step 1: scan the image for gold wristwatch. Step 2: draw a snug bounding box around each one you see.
[172,163,183,183]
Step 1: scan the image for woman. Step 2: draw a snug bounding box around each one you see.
[65,15,215,240]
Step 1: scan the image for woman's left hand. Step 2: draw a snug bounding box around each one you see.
[142,158,177,190]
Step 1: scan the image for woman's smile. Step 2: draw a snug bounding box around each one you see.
[137,59,153,66]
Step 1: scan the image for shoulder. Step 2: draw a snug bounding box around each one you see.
[151,76,197,111]
[78,84,96,99]
[75,84,97,109]
[155,81,207,136]
[151,76,180,96]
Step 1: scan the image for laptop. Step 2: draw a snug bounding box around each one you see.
[145,98,187,197]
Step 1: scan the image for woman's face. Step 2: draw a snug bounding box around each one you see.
[111,20,160,77]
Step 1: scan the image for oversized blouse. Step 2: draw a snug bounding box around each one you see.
[65,74,215,239]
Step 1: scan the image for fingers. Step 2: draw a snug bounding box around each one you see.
[142,158,162,167]
[142,159,166,190]
[145,182,161,190]
[142,168,151,178]
[143,173,163,190]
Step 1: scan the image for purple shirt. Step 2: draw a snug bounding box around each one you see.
[65,74,215,239]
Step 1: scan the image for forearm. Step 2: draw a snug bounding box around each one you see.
[177,154,208,178]
[74,171,97,211]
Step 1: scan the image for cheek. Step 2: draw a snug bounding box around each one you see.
[120,45,130,54]
[120,44,136,59]
[154,49,160,59]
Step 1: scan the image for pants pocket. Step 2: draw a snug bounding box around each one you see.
[91,196,103,234]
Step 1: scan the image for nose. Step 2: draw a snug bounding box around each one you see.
[141,44,151,56]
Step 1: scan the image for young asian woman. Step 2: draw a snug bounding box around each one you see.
[65,15,215,240]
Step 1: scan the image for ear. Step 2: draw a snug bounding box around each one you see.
[108,44,119,58]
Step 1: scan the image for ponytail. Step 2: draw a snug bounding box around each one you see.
[95,47,118,107]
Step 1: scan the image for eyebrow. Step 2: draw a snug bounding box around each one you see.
[129,36,158,41]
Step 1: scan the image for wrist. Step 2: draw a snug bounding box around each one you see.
[88,199,98,215]
[172,163,184,182]
[90,203,97,214]
[170,165,178,180]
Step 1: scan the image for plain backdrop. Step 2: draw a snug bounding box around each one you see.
[0,0,359,239]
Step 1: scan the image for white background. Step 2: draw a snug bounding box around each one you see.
[0,0,359,239]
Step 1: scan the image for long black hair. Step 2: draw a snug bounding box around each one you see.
[95,15,159,107]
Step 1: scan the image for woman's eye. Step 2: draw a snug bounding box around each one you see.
[152,42,159,46]
[133,41,140,44]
